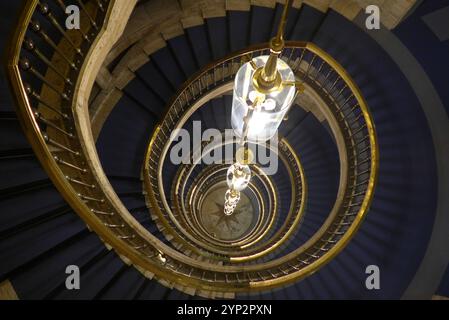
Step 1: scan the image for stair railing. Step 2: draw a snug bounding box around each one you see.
[8,0,378,296]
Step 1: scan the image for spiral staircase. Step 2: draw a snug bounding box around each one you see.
[1,0,448,300]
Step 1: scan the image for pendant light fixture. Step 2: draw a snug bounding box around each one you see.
[223,0,303,216]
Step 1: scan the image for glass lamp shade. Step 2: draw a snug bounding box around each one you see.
[226,163,251,191]
[231,55,296,142]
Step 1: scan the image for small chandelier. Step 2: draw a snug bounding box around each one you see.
[224,0,302,215]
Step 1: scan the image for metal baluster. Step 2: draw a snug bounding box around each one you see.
[344,202,362,209]
[134,244,148,250]
[327,77,340,94]
[234,273,241,283]
[349,124,367,137]
[305,252,320,259]
[354,134,370,147]
[351,178,370,188]
[268,270,278,278]
[24,38,73,86]
[313,246,329,252]
[184,91,190,106]
[350,156,371,169]
[285,263,297,271]
[20,58,70,101]
[312,60,325,81]
[336,84,348,97]
[95,0,105,12]
[188,86,195,100]
[221,62,225,82]
[146,251,156,258]
[34,113,74,138]
[44,135,80,155]
[322,68,333,84]
[286,47,295,66]
[297,257,311,265]
[343,212,359,217]
[198,78,203,95]
[65,176,95,188]
[24,83,69,119]
[168,112,174,127]
[341,103,360,116]
[324,238,337,244]
[296,48,306,72]
[104,223,125,228]
[305,54,316,76]
[118,234,136,240]
[54,0,93,42]
[205,73,210,91]
[74,0,99,30]
[354,168,371,177]
[53,155,86,172]
[149,157,158,167]
[38,3,87,52]
[78,193,105,203]
[172,99,179,115]
[30,20,79,70]
[91,208,114,216]
[328,229,345,236]
[347,111,363,125]
[345,190,367,198]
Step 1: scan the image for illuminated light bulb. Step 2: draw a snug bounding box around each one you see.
[248,90,265,104]
[263,98,276,111]
[248,110,271,136]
